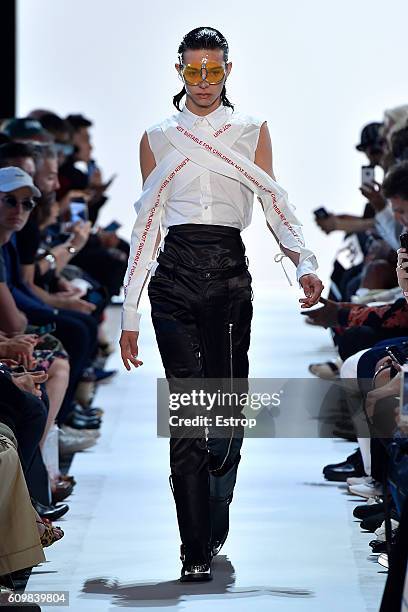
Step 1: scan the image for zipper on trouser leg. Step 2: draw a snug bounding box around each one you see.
[229,323,233,394]
[211,322,234,475]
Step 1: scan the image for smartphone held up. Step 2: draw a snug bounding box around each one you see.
[69,198,89,224]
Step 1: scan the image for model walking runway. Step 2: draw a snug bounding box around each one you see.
[120,26,323,582]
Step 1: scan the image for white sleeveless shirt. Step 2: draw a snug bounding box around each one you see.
[146,103,264,232]
[121,103,319,331]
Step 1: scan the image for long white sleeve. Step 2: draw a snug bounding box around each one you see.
[121,194,163,332]
[259,195,319,286]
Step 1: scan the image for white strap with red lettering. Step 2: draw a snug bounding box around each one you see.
[121,114,319,332]
[121,119,246,331]
[160,117,318,280]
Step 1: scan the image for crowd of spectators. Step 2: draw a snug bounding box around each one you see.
[307,104,408,609]
[0,111,128,590]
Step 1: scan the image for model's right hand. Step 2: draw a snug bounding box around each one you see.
[120,331,143,370]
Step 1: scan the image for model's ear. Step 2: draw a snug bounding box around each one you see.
[175,63,183,81]
[225,61,232,78]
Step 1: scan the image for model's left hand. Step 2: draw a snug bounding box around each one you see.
[299,274,324,308]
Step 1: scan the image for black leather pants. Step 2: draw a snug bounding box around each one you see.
[148,223,253,564]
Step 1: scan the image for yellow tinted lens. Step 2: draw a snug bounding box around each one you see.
[205,62,225,84]
[183,64,202,85]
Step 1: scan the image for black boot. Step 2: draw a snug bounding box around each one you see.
[169,473,212,581]
[180,559,212,582]
[209,455,241,557]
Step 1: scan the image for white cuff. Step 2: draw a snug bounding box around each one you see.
[121,310,142,332]
[296,257,318,286]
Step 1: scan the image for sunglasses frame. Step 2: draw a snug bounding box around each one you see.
[178,55,227,86]
[0,194,37,212]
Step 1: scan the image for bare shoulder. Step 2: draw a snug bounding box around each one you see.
[254,121,275,178]
[139,130,156,184]
[257,121,272,146]
[139,130,153,154]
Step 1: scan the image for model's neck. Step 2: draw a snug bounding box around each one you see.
[185,95,222,117]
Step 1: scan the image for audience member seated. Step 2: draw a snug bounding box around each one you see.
[0,106,122,595]
[308,107,408,604]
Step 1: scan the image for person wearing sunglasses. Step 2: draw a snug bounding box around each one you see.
[120,26,323,582]
[0,167,40,335]
[0,167,39,235]
[0,165,39,327]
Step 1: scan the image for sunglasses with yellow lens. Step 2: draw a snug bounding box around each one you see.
[179,60,226,86]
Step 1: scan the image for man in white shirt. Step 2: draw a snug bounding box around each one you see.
[120,27,323,582]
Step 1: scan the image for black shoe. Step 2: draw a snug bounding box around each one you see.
[323,448,362,471]
[65,413,101,430]
[0,567,32,591]
[0,573,15,589]
[73,403,101,418]
[323,449,365,482]
[369,525,398,553]
[369,539,388,554]
[353,501,384,520]
[324,462,365,482]
[31,498,69,521]
[361,509,398,532]
[180,560,212,582]
[361,512,386,532]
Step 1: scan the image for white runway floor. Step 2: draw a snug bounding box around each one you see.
[28,283,387,611]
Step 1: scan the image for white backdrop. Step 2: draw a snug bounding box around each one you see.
[17,0,408,284]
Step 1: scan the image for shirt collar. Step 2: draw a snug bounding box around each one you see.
[179,103,231,130]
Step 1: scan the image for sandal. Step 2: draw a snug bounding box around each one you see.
[36,520,64,548]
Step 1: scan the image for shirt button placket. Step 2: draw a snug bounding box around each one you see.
[202,173,211,220]
[198,119,212,222]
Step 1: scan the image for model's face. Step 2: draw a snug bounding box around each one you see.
[391,196,408,227]
[175,48,232,110]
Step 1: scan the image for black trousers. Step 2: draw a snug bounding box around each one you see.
[148,224,253,564]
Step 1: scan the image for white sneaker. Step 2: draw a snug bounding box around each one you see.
[374,520,399,541]
[347,475,370,486]
[367,496,383,506]
[348,478,383,498]
[377,553,388,569]
[59,427,97,455]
